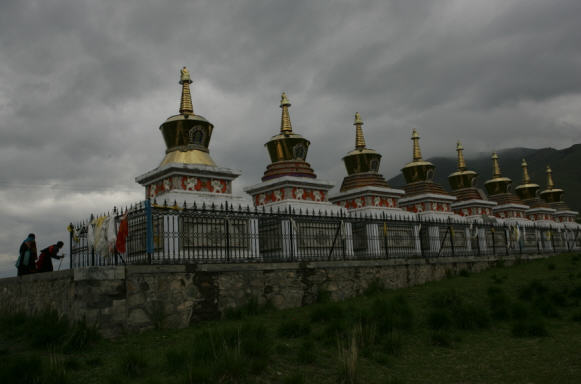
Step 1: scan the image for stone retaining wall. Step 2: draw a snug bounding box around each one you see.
[0,254,545,337]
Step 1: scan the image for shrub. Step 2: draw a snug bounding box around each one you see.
[118,351,148,378]
[311,303,345,323]
[337,330,359,384]
[297,339,317,364]
[316,289,332,304]
[511,317,548,337]
[459,269,470,277]
[380,331,403,355]
[184,363,214,384]
[165,347,189,373]
[451,303,490,330]
[283,373,306,384]
[430,330,453,347]
[62,320,101,352]
[532,296,560,318]
[223,296,273,320]
[364,279,386,296]
[28,310,70,347]
[0,354,43,384]
[427,289,489,330]
[321,319,349,344]
[487,286,511,321]
[427,309,452,330]
[518,280,548,301]
[278,319,311,338]
[372,295,414,334]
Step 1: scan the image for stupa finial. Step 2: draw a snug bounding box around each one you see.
[456,141,466,171]
[411,129,422,162]
[491,153,502,178]
[521,158,531,184]
[354,112,366,149]
[546,165,555,190]
[179,67,193,115]
[280,92,292,133]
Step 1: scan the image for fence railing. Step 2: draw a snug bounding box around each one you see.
[70,201,581,268]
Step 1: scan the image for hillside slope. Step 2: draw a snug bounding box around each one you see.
[387,144,581,213]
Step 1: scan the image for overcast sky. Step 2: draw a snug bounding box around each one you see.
[1,0,580,277]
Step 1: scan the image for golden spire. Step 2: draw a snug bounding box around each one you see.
[411,129,422,161]
[179,67,193,115]
[280,92,292,133]
[456,141,466,171]
[354,112,366,149]
[491,153,502,178]
[546,165,555,189]
[521,158,531,184]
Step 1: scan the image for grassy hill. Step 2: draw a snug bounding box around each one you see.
[2,254,581,383]
[387,144,581,213]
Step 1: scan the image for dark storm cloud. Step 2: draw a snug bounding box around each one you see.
[1,0,581,276]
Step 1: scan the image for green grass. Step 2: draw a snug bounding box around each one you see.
[2,253,581,383]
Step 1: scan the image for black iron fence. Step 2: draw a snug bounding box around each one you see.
[69,201,581,268]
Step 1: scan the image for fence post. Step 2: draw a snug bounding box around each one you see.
[449,222,455,258]
[550,226,556,254]
[491,227,496,257]
[68,222,73,270]
[383,222,389,259]
[504,225,509,256]
[225,218,231,262]
[145,200,154,264]
[289,218,294,262]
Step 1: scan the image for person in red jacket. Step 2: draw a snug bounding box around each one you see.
[36,241,64,273]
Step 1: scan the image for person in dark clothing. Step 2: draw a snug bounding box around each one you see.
[36,241,64,273]
[16,233,37,276]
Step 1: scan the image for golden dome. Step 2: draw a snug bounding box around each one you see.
[401,130,435,184]
[264,92,311,163]
[159,67,216,167]
[484,153,512,196]
[448,141,478,190]
[515,158,540,200]
[342,113,382,175]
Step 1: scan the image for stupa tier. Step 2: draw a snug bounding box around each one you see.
[540,166,578,224]
[514,159,555,223]
[329,113,409,218]
[398,130,457,218]
[448,141,496,219]
[135,67,249,207]
[483,153,529,222]
[244,93,342,214]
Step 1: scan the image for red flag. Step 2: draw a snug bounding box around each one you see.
[115,213,129,254]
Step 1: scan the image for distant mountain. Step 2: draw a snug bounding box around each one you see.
[387,144,581,213]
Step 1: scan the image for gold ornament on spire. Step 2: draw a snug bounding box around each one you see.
[456,141,466,171]
[515,158,539,201]
[280,92,292,133]
[179,66,193,115]
[484,153,512,196]
[156,66,216,167]
[546,165,555,189]
[354,112,366,149]
[448,141,478,190]
[491,153,502,178]
[411,129,422,162]
[401,129,435,184]
[540,165,564,203]
[521,158,531,184]
[263,92,312,172]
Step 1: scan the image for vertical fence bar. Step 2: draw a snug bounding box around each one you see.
[145,200,153,264]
